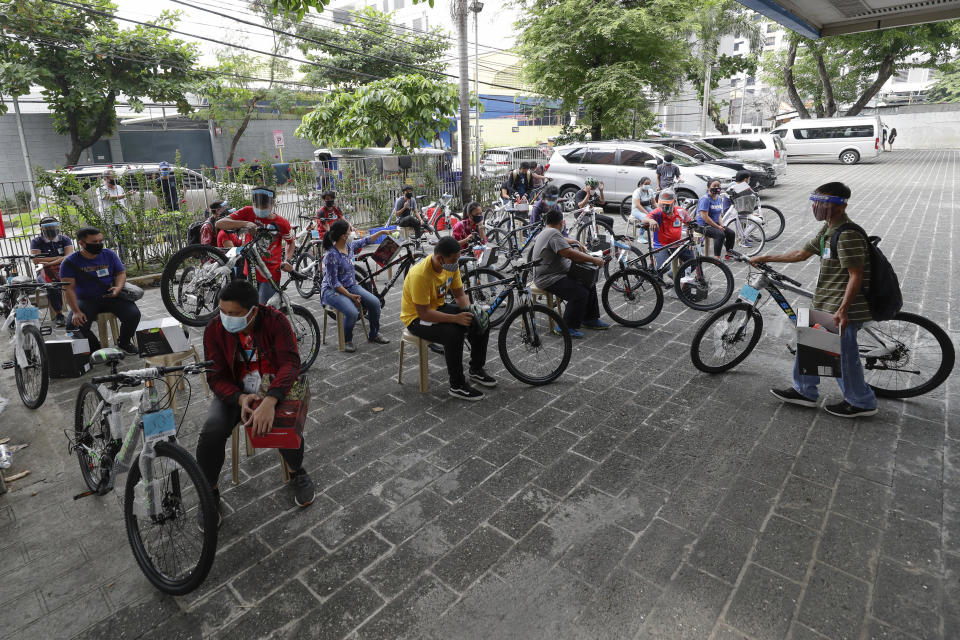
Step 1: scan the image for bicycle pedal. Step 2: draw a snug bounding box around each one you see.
[1,361,14,370]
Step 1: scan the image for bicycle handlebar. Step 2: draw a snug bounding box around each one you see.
[727,251,805,287]
[92,360,214,385]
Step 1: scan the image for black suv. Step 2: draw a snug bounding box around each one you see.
[643,138,777,188]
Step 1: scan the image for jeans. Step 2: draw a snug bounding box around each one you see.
[196,396,305,488]
[654,247,694,272]
[258,281,277,305]
[397,214,422,237]
[37,268,63,313]
[406,303,490,387]
[631,205,652,221]
[68,296,141,351]
[321,284,381,342]
[700,224,735,256]
[544,275,600,329]
[792,321,877,410]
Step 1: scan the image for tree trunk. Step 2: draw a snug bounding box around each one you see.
[845,54,896,116]
[454,0,472,202]
[783,39,811,119]
[813,49,837,117]
[814,99,825,118]
[708,102,729,134]
[64,90,117,165]
[226,95,264,167]
[590,115,602,141]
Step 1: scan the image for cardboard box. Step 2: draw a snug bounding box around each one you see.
[46,338,91,378]
[796,308,842,377]
[136,318,190,357]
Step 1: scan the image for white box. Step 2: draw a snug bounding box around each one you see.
[796,308,842,378]
[136,317,190,357]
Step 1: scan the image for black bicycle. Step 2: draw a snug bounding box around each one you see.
[689,253,955,398]
[354,236,432,308]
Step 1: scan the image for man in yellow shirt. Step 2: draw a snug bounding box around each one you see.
[401,237,494,400]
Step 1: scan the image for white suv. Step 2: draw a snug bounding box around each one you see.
[544,141,737,210]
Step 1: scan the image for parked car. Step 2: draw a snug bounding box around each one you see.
[769,115,882,165]
[699,134,788,175]
[647,137,780,188]
[544,141,737,210]
[479,146,550,178]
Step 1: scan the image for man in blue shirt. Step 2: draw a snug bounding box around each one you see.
[696,180,735,259]
[60,226,141,354]
[30,216,73,326]
[393,185,427,237]
[154,161,179,212]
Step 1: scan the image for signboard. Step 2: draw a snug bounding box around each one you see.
[273,129,285,148]
[511,126,519,133]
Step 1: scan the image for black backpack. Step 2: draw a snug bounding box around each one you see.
[186,216,214,246]
[829,223,902,321]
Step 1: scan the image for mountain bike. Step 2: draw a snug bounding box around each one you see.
[732,186,785,242]
[461,258,572,385]
[290,214,328,299]
[68,349,218,594]
[423,193,461,234]
[354,236,433,308]
[689,253,955,398]
[160,229,320,371]
[485,216,545,273]
[453,239,512,328]
[720,195,766,257]
[601,222,735,312]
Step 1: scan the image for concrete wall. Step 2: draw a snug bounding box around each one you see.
[210,118,318,166]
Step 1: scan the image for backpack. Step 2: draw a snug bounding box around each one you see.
[187,216,214,246]
[829,223,902,321]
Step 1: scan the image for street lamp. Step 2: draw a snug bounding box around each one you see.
[469,0,483,179]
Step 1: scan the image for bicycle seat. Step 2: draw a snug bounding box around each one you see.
[90,347,125,366]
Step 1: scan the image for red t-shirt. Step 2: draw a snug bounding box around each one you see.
[316,205,344,240]
[235,331,278,383]
[648,206,691,248]
[217,229,247,248]
[228,206,293,282]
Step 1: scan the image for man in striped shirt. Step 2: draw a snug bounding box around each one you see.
[751,182,877,418]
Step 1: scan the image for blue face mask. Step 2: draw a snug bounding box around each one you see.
[546,198,558,206]
[220,307,254,333]
[253,207,271,218]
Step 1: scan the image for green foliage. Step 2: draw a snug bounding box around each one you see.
[294,6,449,89]
[515,0,690,141]
[927,65,960,102]
[0,0,201,165]
[296,73,465,153]
[267,0,433,20]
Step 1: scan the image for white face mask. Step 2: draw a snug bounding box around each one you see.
[220,307,254,333]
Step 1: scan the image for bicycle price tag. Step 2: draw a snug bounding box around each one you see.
[15,306,40,322]
[311,230,320,240]
[142,409,176,442]
[738,284,761,304]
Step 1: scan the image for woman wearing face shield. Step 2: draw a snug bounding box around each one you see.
[216,187,296,305]
[30,216,73,326]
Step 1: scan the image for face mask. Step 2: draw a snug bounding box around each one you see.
[106,179,115,186]
[709,187,721,195]
[84,242,103,254]
[660,203,674,214]
[42,227,59,239]
[324,200,334,207]
[253,207,271,219]
[545,198,558,206]
[471,216,483,224]
[220,307,254,333]
[441,261,459,272]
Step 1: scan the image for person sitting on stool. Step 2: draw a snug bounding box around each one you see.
[59,226,140,355]
[30,216,72,326]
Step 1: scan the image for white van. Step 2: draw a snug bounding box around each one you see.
[770,116,882,165]
[699,134,787,176]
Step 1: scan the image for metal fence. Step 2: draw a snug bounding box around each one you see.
[0,157,503,272]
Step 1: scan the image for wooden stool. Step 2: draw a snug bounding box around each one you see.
[321,306,368,352]
[626,218,640,241]
[530,284,563,331]
[397,329,430,392]
[96,313,121,347]
[144,346,209,412]
[399,226,414,240]
[230,424,293,485]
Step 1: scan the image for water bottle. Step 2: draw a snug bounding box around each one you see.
[0,444,12,469]
[132,480,151,517]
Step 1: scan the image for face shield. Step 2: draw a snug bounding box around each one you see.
[809,193,846,222]
[40,221,60,239]
[251,187,275,218]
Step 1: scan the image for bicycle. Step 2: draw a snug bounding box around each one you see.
[0,266,61,409]
[453,238,513,328]
[291,213,345,299]
[460,258,572,385]
[68,349,218,594]
[601,222,735,313]
[689,253,955,398]
[160,229,321,371]
[720,192,767,257]
[353,236,432,308]
[731,186,785,242]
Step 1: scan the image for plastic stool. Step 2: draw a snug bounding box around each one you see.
[397,329,430,392]
[321,306,368,351]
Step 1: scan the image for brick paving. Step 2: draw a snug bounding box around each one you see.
[0,149,958,639]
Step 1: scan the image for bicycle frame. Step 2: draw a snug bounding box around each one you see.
[358,242,424,300]
[618,225,705,281]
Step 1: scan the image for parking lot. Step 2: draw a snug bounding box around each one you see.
[0,149,958,640]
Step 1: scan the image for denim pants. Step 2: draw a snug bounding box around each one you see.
[792,321,877,410]
[654,247,694,271]
[321,284,381,342]
[258,281,277,305]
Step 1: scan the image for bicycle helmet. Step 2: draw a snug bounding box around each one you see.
[585,177,600,188]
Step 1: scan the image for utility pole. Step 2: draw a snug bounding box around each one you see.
[11,95,37,204]
[700,63,712,137]
[738,89,746,133]
[453,0,472,202]
[469,0,483,183]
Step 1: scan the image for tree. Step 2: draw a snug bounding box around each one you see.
[269,0,431,20]
[515,0,690,141]
[0,0,201,165]
[295,74,464,153]
[927,66,960,102]
[294,6,448,89]
[764,22,960,117]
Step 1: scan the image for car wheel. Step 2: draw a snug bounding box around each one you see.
[840,149,860,165]
[558,186,579,212]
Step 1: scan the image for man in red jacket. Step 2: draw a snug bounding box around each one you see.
[198,280,314,524]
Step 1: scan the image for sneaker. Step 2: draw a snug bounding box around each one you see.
[449,383,484,401]
[290,469,315,508]
[553,327,584,339]
[368,334,390,344]
[54,313,66,327]
[825,401,878,419]
[770,387,817,408]
[197,490,222,532]
[118,341,139,356]
[428,343,445,355]
[343,341,357,353]
[469,368,498,388]
[582,319,611,330]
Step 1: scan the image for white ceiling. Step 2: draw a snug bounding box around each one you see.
[737,0,960,38]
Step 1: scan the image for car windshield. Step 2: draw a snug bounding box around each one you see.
[690,141,727,159]
[648,145,699,166]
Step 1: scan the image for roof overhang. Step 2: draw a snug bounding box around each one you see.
[737,0,960,38]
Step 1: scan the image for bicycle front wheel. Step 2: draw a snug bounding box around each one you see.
[601,269,663,327]
[463,267,514,328]
[287,304,321,373]
[14,324,49,409]
[759,205,785,241]
[124,440,218,595]
[690,303,764,373]
[161,244,229,326]
[619,196,633,223]
[75,383,117,493]
[576,221,614,253]
[674,256,734,311]
[293,251,322,299]
[728,219,766,257]
[861,312,955,398]
[498,304,572,385]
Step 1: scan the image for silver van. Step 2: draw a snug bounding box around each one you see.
[769,116,882,165]
[700,134,788,176]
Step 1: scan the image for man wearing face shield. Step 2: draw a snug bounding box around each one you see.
[30,216,73,326]
[751,182,877,419]
[400,236,494,401]
[640,189,694,270]
[216,187,295,305]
